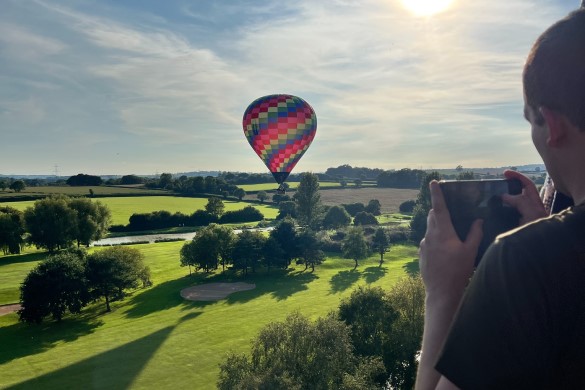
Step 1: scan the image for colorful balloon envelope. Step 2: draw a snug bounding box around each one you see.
[242,94,317,189]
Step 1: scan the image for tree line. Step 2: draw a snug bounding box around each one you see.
[0,196,111,254]
[218,278,424,390]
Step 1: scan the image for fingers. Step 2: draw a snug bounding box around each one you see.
[503,169,533,188]
[464,219,483,252]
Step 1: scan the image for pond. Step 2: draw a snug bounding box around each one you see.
[91,227,273,246]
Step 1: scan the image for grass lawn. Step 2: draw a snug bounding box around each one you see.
[4,197,279,226]
[0,241,419,389]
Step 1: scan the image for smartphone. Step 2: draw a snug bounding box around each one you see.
[439,179,522,265]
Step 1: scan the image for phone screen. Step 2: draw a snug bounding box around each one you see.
[439,179,522,265]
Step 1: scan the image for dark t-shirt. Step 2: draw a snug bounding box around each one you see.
[436,204,585,389]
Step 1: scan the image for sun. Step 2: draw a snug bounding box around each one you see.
[401,0,455,17]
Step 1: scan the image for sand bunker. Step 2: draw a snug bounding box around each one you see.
[0,304,21,316]
[180,282,256,302]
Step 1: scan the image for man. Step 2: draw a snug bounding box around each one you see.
[416,9,585,390]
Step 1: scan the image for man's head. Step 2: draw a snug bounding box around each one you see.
[523,9,585,131]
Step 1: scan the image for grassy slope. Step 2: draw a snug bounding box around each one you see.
[0,242,419,389]
[5,197,279,226]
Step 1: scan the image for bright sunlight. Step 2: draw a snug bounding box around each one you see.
[401,0,455,16]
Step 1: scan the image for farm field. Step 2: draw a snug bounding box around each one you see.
[320,187,418,214]
[4,197,279,226]
[0,241,419,389]
[0,186,167,200]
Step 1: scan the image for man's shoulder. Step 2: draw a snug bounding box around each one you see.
[497,205,585,248]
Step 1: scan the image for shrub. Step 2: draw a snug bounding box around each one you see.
[353,211,378,226]
[342,202,365,217]
[219,206,264,224]
[399,200,416,213]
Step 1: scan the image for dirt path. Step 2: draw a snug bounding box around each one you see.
[0,304,21,316]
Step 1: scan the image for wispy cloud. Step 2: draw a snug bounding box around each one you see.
[0,0,577,175]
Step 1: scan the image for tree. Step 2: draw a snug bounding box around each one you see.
[293,172,322,228]
[342,227,369,270]
[354,178,362,188]
[371,227,390,266]
[68,198,112,247]
[9,180,25,193]
[399,200,416,213]
[24,196,77,253]
[342,202,365,217]
[262,236,287,272]
[66,174,102,186]
[86,246,151,312]
[297,230,325,272]
[384,276,425,389]
[322,205,351,229]
[257,190,268,203]
[231,230,266,275]
[456,171,475,180]
[270,218,299,268]
[205,197,225,217]
[19,251,90,323]
[338,286,397,386]
[120,174,144,185]
[353,211,378,226]
[158,173,173,189]
[409,171,441,242]
[217,312,384,390]
[180,227,221,273]
[0,207,25,255]
[234,188,246,201]
[0,179,7,191]
[365,199,382,216]
[276,201,297,220]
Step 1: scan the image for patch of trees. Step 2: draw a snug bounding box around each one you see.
[145,173,242,198]
[218,278,425,389]
[115,199,264,232]
[66,173,103,186]
[18,247,151,323]
[325,164,384,180]
[0,196,113,253]
[217,172,301,185]
[24,195,111,252]
[376,168,426,189]
[180,218,309,275]
[409,171,442,242]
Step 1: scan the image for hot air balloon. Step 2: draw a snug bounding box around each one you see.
[242,94,317,193]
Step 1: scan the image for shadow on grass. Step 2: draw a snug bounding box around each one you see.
[330,269,361,294]
[0,315,103,365]
[403,258,420,277]
[6,326,174,390]
[225,269,319,304]
[0,252,46,267]
[124,277,198,318]
[363,266,387,284]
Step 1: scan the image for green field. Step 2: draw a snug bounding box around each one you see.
[0,186,167,200]
[4,197,279,226]
[0,242,419,389]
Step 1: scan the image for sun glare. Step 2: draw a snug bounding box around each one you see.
[401,0,455,17]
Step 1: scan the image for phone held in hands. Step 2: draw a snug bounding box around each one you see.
[439,179,522,265]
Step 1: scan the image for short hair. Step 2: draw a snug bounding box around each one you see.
[523,9,585,130]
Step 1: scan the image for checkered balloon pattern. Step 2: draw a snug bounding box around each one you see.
[242,94,317,183]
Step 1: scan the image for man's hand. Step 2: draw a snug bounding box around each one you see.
[419,181,483,299]
[501,170,547,225]
[416,181,482,390]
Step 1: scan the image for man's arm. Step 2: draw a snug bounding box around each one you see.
[415,181,483,390]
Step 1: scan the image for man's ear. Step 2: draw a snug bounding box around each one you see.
[539,107,567,147]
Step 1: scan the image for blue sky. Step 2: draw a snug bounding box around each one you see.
[0,0,580,176]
